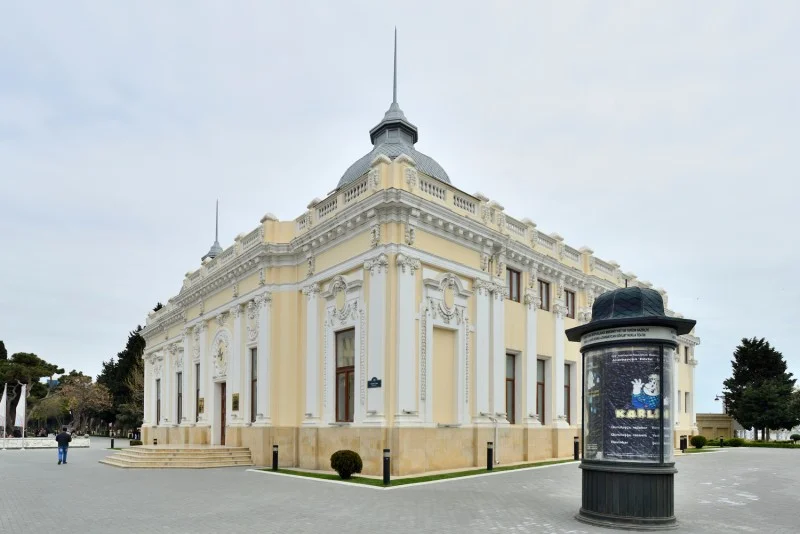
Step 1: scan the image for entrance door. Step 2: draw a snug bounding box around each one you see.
[220,382,226,446]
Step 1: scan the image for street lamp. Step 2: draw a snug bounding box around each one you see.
[714,393,728,414]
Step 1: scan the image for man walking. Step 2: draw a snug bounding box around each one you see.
[55,426,71,465]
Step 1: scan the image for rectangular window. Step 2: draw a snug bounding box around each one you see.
[678,390,682,413]
[506,268,521,303]
[336,329,356,422]
[156,379,161,425]
[506,354,516,424]
[565,289,576,319]
[536,359,545,422]
[684,346,689,364]
[195,363,200,422]
[250,348,258,423]
[176,372,183,424]
[564,364,571,425]
[685,391,690,414]
[538,280,551,311]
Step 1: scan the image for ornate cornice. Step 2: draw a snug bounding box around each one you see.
[363,253,389,275]
[302,283,320,298]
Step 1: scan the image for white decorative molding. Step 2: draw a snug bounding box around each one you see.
[368,168,381,190]
[364,253,389,275]
[405,224,416,246]
[370,224,381,248]
[524,289,540,310]
[396,253,420,275]
[404,167,418,190]
[302,283,320,298]
[211,328,231,380]
[216,312,228,327]
[307,255,315,276]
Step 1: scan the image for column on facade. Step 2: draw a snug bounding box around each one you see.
[553,276,568,427]
[254,292,272,425]
[690,353,698,432]
[395,253,420,423]
[181,332,191,425]
[143,356,152,425]
[303,283,320,423]
[491,284,507,421]
[229,304,242,425]
[523,287,541,425]
[365,254,388,423]
[161,350,172,426]
[473,280,492,423]
[197,322,209,425]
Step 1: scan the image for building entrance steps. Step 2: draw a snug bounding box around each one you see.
[99,445,253,469]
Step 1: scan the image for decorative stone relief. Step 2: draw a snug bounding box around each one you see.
[307,255,315,276]
[176,350,184,372]
[370,224,381,248]
[528,264,538,289]
[259,267,266,286]
[495,252,506,278]
[199,300,205,315]
[255,291,272,308]
[404,167,418,190]
[230,304,242,319]
[405,225,416,246]
[553,302,568,319]
[246,301,258,342]
[302,283,320,299]
[211,330,231,380]
[232,282,239,299]
[364,253,389,275]
[369,168,381,190]
[216,312,228,327]
[480,253,489,272]
[432,274,463,325]
[524,289,541,310]
[396,254,420,275]
[328,293,359,325]
[474,278,494,297]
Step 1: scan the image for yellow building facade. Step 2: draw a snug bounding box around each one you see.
[140,52,700,475]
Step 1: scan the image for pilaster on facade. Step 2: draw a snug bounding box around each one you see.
[142,355,153,426]
[523,287,542,426]
[180,330,192,426]
[228,303,244,427]
[253,291,272,426]
[395,253,422,426]
[673,350,681,429]
[364,253,389,426]
[472,279,492,425]
[161,350,174,427]
[690,357,698,432]
[490,280,509,424]
[302,283,321,426]
[552,301,569,428]
[195,321,210,426]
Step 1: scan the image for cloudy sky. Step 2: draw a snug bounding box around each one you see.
[1,2,797,413]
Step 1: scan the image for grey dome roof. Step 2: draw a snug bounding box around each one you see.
[338,139,451,189]
[337,30,450,189]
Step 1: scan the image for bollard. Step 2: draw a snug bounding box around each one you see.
[110,437,115,449]
[383,449,391,486]
[272,444,279,471]
[487,442,494,471]
[680,435,687,453]
[153,438,158,446]
[720,437,724,448]
[574,436,579,460]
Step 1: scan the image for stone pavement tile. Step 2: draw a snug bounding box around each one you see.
[2,438,799,533]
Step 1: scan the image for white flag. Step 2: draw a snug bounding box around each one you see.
[0,384,7,430]
[14,384,26,428]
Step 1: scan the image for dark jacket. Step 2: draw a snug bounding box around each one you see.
[55,432,72,447]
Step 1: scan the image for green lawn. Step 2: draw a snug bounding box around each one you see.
[683,448,715,454]
[261,459,576,487]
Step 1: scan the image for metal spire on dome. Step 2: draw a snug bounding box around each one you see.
[393,27,397,104]
[202,199,223,261]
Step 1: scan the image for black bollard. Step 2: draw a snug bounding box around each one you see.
[383,449,391,486]
[720,437,724,448]
[573,436,579,460]
[111,437,115,449]
[487,442,494,471]
[153,438,158,446]
[272,444,279,471]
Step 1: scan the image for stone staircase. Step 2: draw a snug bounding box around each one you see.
[100,445,253,469]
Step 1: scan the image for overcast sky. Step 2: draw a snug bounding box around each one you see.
[1,2,797,414]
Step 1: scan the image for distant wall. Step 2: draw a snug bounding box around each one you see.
[1,437,91,449]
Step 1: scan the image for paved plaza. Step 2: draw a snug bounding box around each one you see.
[1,438,798,533]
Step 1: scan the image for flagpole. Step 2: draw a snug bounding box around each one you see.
[1,384,6,451]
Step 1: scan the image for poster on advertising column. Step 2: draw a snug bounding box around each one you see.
[603,346,670,462]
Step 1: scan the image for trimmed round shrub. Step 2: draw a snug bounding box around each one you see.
[330,450,363,479]
[129,439,143,446]
[690,435,707,449]
[790,434,800,444]
[727,438,744,447]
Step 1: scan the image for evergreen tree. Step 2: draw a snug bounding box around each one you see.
[723,338,797,440]
[0,352,64,434]
[96,326,146,430]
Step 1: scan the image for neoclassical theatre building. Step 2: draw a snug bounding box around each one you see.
[141,58,700,475]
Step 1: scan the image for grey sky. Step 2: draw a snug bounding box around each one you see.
[1,2,797,414]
